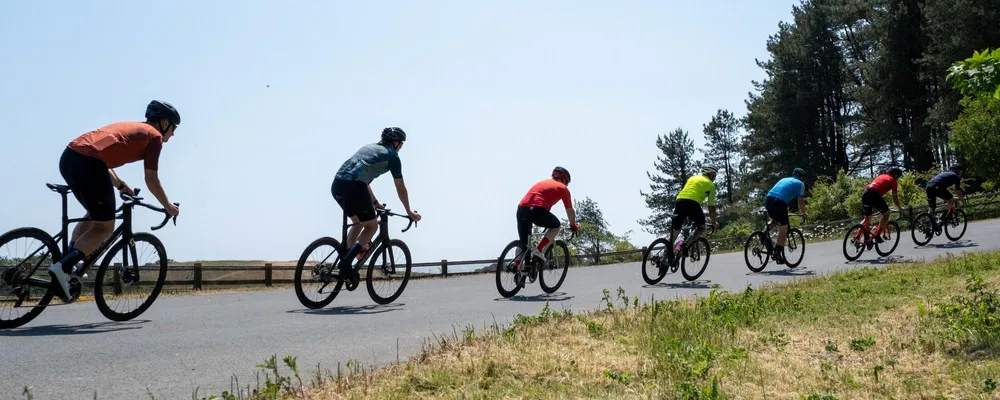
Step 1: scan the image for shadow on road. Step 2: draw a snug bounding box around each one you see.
[0,320,149,336]
[493,293,575,302]
[748,267,816,277]
[287,303,405,316]
[644,279,715,290]
[846,255,914,265]
[915,239,978,250]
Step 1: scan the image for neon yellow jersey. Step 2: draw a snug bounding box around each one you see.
[676,174,717,206]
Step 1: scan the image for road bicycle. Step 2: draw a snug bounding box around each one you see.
[495,229,575,298]
[910,200,968,246]
[641,217,716,285]
[744,211,806,272]
[294,205,416,308]
[0,184,177,329]
[842,209,901,261]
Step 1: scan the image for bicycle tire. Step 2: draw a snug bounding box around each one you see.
[945,209,968,241]
[539,240,569,294]
[294,237,344,309]
[0,227,60,329]
[874,221,901,257]
[94,233,168,321]
[743,232,770,273]
[784,228,806,268]
[641,238,670,284]
[495,240,523,298]
[910,213,934,246]
[842,224,865,261]
[366,239,412,305]
[681,237,710,281]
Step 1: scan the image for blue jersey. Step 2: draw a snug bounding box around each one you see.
[335,143,403,184]
[767,177,805,204]
[927,171,961,189]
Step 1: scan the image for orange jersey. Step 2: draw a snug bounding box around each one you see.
[866,174,898,196]
[518,179,572,210]
[68,122,164,170]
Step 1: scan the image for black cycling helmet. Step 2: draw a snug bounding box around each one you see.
[792,168,806,179]
[888,166,903,177]
[552,166,571,185]
[145,100,180,126]
[381,127,406,142]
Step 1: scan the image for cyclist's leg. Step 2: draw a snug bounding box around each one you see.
[50,148,116,299]
[529,208,561,256]
[667,201,690,259]
[515,207,534,267]
[766,196,789,262]
[331,179,377,274]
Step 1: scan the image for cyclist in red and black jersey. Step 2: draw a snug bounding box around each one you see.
[515,167,580,276]
[861,167,904,242]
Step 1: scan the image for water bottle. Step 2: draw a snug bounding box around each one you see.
[675,239,684,253]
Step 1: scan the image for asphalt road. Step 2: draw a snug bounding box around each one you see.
[3,220,998,399]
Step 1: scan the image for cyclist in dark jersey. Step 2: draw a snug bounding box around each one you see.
[47,100,182,302]
[331,127,421,287]
[515,167,580,281]
[926,164,966,231]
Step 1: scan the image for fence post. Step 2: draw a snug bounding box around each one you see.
[441,259,448,276]
[193,263,202,290]
[264,263,273,287]
[112,263,123,295]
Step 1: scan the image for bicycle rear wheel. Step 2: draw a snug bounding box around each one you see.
[910,213,934,246]
[495,240,523,298]
[875,221,901,257]
[642,238,670,284]
[94,233,168,321]
[743,232,770,273]
[784,228,806,268]
[842,224,866,261]
[945,209,968,241]
[539,240,569,294]
[0,228,59,329]
[681,237,710,281]
[294,237,344,309]
[366,239,412,305]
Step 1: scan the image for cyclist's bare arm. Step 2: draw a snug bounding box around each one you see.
[393,178,420,220]
[708,205,718,225]
[566,206,577,228]
[144,169,178,215]
[892,193,903,210]
[798,198,807,218]
[107,169,134,194]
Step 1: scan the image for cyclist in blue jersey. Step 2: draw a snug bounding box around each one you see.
[331,127,422,287]
[764,168,808,264]
[925,164,966,232]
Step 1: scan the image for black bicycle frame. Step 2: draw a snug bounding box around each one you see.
[338,207,415,269]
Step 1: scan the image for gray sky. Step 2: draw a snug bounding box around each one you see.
[0,0,798,263]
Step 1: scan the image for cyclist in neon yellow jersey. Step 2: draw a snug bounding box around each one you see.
[668,166,719,263]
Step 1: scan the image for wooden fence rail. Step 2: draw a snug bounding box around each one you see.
[151,192,999,291]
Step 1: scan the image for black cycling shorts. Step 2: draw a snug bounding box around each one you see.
[765,195,790,226]
[516,206,561,248]
[925,184,953,210]
[861,188,889,217]
[672,199,705,230]
[59,147,116,221]
[331,178,376,222]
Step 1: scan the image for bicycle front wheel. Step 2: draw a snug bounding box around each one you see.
[642,238,670,284]
[366,239,412,305]
[294,237,343,309]
[875,221,901,257]
[0,227,59,329]
[945,209,968,241]
[743,232,770,273]
[94,233,168,321]
[784,229,806,268]
[495,240,523,298]
[910,213,934,246]
[681,237,711,281]
[842,224,866,261]
[539,240,570,294]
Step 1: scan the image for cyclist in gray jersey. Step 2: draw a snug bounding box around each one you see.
[330,127,421,287]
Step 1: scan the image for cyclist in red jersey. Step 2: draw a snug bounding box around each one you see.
[46,100,182,302]
[861,167,903,242]
[515,167,580,277]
